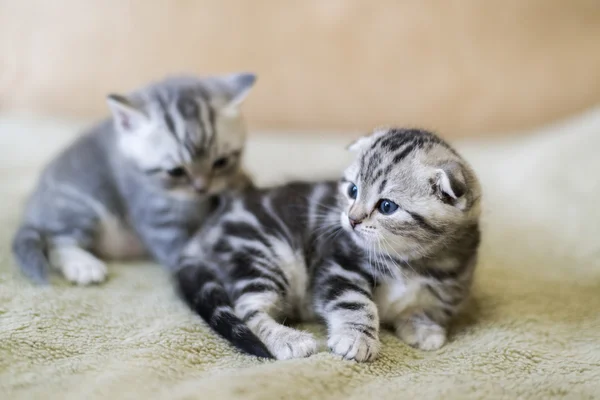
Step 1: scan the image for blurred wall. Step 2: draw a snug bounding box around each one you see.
[1,0,600,138]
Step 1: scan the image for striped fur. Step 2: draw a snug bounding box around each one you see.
[12,73,256,284]
[177,128,482,361]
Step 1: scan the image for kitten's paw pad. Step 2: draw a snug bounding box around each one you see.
[269,329,318,360]
[328,329,380,362]
[396,323,446,351]
[49,248,107,285]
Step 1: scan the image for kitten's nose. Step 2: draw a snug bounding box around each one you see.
[192,177,211,193]
[349,217,362,229]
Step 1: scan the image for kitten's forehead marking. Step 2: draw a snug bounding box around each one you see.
[151,88,219,165]
[176,95,199,119]
[356,128,457,191]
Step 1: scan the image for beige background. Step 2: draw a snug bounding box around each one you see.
[1,0,600,137]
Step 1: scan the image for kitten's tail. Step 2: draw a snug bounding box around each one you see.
[175,260,274,359]
[12,224,49,284]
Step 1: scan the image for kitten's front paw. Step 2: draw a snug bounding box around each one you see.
[268,328,318,360]
[396,321,446,351]
[49,247,108,285]
[328,329,380,362]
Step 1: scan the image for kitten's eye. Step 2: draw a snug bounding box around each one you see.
[212,157,229,169]
[167,167,186,178]
[377,199,399,215]
[347,183,358,199]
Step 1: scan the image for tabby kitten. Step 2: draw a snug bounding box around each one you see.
[13,73,256,285]
[176,128,482,361]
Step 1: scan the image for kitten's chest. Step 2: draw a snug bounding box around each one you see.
[93,214,146,260]
[373,275,431,324]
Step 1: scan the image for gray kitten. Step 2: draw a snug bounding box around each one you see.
[177,128,482,361]
[13,73,256,285]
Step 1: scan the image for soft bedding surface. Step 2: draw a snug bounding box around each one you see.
[1,111,599,399]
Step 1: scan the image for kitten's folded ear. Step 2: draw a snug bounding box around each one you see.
[347,129,388,152]
[434,161,468,208]
[221,72,257,112]
[107,94,148,133]
[347,136,372,152]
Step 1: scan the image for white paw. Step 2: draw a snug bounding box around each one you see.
[396,322,446,351]
[328,329,380,362]
[49,246,108,285]
[267,328,318,360]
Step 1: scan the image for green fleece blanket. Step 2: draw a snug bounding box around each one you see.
[1,112,599,399]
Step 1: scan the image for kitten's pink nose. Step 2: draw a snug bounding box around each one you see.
[349,217,362,229]
[192,177,211,193]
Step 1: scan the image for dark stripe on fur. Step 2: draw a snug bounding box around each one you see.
[214,239,233,253]
[250,199,294,245]
[177,96,199,119]
[221,221,275,256]
[406,210,442,234]
[323,276,372,302]
[392,141,418,164]
[237,281,279,296]
[194,86,216,148]
[362,152,382,181]
[425,284,445,302]
[347,322,377,339]
[164,111,176,134]
[143,167,163,175]
[242,310,260,323]
[230,251,289,291]
[175,262,273,359]
[331,249,375,287]
[332,301,367,311]
[421,266,462,280]
[183,129,197,158]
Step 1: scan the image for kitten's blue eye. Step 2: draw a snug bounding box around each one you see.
[378,199,399,215]
[348,183,358,199]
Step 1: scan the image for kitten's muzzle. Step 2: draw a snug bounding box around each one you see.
[348,217,362,229]
[191,176,211,193]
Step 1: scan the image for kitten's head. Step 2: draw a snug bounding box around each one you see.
[107,73,256,197]
[339,128,481,259]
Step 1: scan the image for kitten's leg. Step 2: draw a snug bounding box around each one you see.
[393,281,468,350]
[48,243,107,285]
[394,312,447,351]
[234,287,318,360]
[314,262,380,362]
[36,192,108,285]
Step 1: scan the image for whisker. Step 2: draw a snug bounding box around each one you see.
[385,234,431,260]
[376,238,395,278]
[366,240,376,284]
[378,234,405,279]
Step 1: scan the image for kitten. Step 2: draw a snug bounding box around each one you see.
[176,128,482,361]
[13,73,256,285]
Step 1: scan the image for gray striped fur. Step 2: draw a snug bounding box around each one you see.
[177,128,482,361]
[13,73,256,284]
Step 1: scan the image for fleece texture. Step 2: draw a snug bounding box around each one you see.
[1,111,600,399]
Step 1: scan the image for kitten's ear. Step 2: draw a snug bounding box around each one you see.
[433,161,468,207]
[106,94,148,133]
[347,129,387,152]
[347,136,372,152]
[222,72,257,112]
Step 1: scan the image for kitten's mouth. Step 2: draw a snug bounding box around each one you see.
[341,213,375,239]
